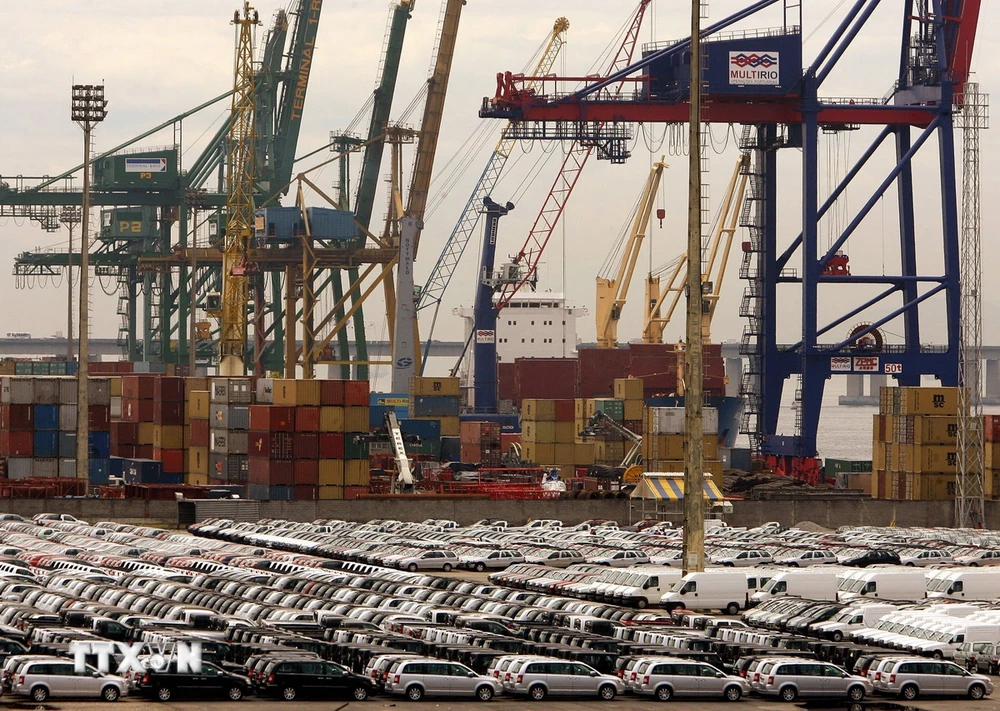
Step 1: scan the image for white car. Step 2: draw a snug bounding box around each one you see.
[459,550,524,572]
[713,550,774,567]
[589,550,650,567]
[954,550,1000,566]
[777,550,838,567]
[900,550,954,567]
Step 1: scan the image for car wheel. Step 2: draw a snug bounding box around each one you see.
[529,684,547,701]
[971,562,980,567]
[475,562,486,572]
[832,630,844,642]
[970,683,987,700]
[725,602,741,616]
[476,684,494,701]
[282,686,297,701]
[932,651,943,660]
[228,685,244,701]
[904,562,914,566]
[442,563,453,572]
[788,562,798,567]
[779,685,797,702]
[157,686,172,702]
[352,685,369,702]
[847,685,865,702]
[598,684,616,701]
[31,686,49,702]
[724,562,734,567]
[901,683,918,700]
[724,685,742,701]
[407,563,418,572]
[656,685,672,701]
[635,597,648,609]
[406,685,424,701]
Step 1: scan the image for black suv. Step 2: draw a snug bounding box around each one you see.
[841,550,901,567]
[134,660,250,702]
[259,658,374,702]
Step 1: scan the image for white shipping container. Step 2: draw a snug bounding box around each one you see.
[227,431,249,455]
[34,458,58,478]
[110,397,122,420]
[88,378,111,406]
[210,429,231,455]
[7,458,32,479]
[59,405,77,431]
[32,377,60,405]
[58,377,77,405]
[9,377,33,405]
[58,459,77,478]
[256,378,274,404]
[650,407,718,435]
[0,376,8,403]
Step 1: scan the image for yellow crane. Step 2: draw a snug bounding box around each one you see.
[219,2,260,376]
[643,153,749,343]
[595,157,668,349]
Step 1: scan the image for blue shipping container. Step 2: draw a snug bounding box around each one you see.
[90,431,111,459]
[410,396,460,418]
[256,206,303,241]
[34,404,59,431]
[247,484,269,500]
[306,207,358,241]
[399,418,442,441]
[34,431,59,458]
[145,472,183,485]
[125,458,163,484]
[89,459,110,485]
[440,436,461,463]
[109,457,127,479]
[269,485,294,501]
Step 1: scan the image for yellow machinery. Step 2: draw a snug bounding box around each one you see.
[219,3,260,376]
[595,157,668,349]
[643,153,749,343]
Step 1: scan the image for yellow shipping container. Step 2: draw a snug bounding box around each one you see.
[345,459,369,486]
[613,378,644,401]
[410,377,461,397]
[645,459,685,473]
[624,400,644,421]
[319,459,345,486]
[522,399,556,421]
[585,399,597,418]
[986,443,1000,469]
[272,379,321,406]
[645,434,685,461]
[318,485,344,500]
[553,443,575,465]
[185,377,210,396]
[187,391,210,420]
[344,406,369,432]
[138,423,156,446]
[706,460,723,480]
[704,437,719,460]
[575,399,587,421]
[554,422,577,443]
[187,447,209,475]
[873,442,887,471]
[574,442,596,465]
[898,386,959,416]
[439,416,460,437]
[902,444,957,473]
[110,377,123,398]
[153,425,184,450]
[523,421,555,444]
[186,473,209,487]
[319,406,345,432]
[911,416,958,445]
[524,442,555,465]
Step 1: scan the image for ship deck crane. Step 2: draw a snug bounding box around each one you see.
[595,156,667,349]
[580,411,643,471]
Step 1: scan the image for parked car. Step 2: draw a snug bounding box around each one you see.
[395,550,459,572]
[953,550,1000,566]
[589,550,650,567]
[133,660,249,702]
[257,658,374,702]
[713,550,774,567]
[840,550,901,567]
[459,550,524,572]
[899,550,953,567]
[8,657,126,702]
[955,642,1000,675]
[384,658,501,701]
[506,658,623,700]
[524,550,586,568]
[756,660,871,702]
[634,658,749,701]
[777,550,839,567]
[874,658,993,700]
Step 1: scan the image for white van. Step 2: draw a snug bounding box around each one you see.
[606,567,684,608]
[750,571,839,603]
[810,604,896,641]
[837,570,927,601]
[661,570,762,614]
[926,570,1000,601]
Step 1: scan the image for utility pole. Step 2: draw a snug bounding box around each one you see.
[71,84,107,483]
[60,206,81,360]
[682,0,705,573]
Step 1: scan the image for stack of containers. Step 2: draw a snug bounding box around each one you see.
[408,377,460,438]
[985,415,1000,499]
[521,399,582,474]
[120,376,157,458]
[248,389,298,501]
[591,398,626,466]
[210,378,252,492]
[871,386,969,499]
[342,380,371,494]
[643,406,722,479]
[187,386,211,486]
[614,378,645,436]
[1,377,35,478]
[151,376,185,485]
[275,378,321,501]
[459,421,502,467]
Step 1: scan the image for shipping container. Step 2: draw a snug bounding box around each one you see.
[248,405,295,432]
[515,358,578,403]
[410,376,461,397]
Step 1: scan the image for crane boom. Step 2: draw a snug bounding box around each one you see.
[220,2,261,376]
[493,0,652,311]
[595,156,667,349]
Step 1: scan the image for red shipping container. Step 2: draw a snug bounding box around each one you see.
[112,422,139,446]
[269,460,295,486]
[293,485,318,500]
[622,419,644,435]
[461,443,482,463]
[154,448,185,474]
[153,377,184,403]
[116,361,135,373]
[2,431,32,456]
[319,432,345,459]
[134,445,154,459]
[628,342,677,358]
[152,401,184,426]
[554,399,575,422]
[498,362,517,403]
[5,405,33,431]
[189,419,210,447]
[89,405,111,431]
[249,405,295,432]
[578,348,631,398]
[704,343,723,359]
[294,432,319,459]
[344,380,369,406]
[89,362,117,375]
[500,433,521,453]
[515,358,577,403]
[344,485,367,499]
[320,380,345,406]
[295,406,320,432]
[629,356,679,393]
[986,415,1000,442]
[248,430,294,459]
[121,375,156,400]
[248,458,270,485]
[294,459,319,486]
[122,399,155,423]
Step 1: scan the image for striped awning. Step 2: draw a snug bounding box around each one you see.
[630,475,724,502]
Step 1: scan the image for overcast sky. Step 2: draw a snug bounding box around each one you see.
[0,0,996,381]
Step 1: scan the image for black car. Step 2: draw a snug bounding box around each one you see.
[841,549,901,567]
[135,660,250,702]
[258,658,374,702]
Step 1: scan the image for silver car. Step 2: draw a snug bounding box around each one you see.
[524,550,586,568]
[714,550,774,567]
[900,550,954,567]
[384,658,501,701]
[507,659,623,700]
[636,659,750,701]
[8,658,126,702]
[758,660,872,702]
[878,658,993,700]
[395,550,459,572]
[778,550,838,566]
[460,550,525,572]
[589,550,650,567]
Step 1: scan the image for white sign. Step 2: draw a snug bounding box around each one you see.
[831,356,852,372]
[729,51,780,86]
[476,330,495,344]
[124,157,168,173]
[70,640,202,674]
[854,356,879,372]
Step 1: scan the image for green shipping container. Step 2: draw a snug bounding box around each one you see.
[92,150,179,191]
[344,437,370,460]
[594,398,625,421]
